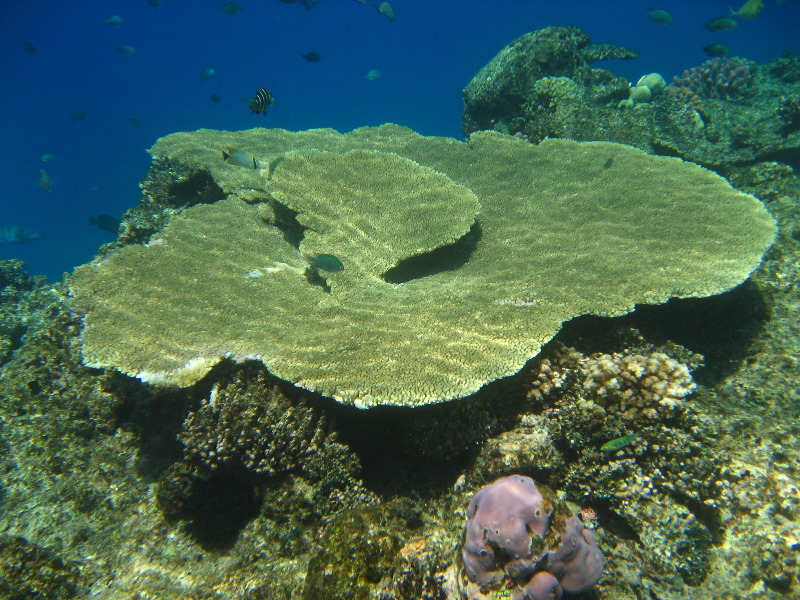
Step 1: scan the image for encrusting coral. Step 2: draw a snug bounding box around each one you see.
[68,124,775,407]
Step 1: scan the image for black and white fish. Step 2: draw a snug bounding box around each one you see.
[248,88,275,115]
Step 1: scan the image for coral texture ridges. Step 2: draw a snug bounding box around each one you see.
[69,124,776,407]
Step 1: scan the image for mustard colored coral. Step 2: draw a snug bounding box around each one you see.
[69,125,776,407]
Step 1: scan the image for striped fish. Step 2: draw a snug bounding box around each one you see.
[248,88,274,115]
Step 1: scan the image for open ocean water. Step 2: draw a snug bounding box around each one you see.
[1,0,799,280]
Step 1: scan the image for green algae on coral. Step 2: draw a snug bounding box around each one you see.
[69,124,776,407]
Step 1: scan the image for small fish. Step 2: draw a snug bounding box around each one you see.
[148,0,163,6]
[248,87,275,115]
[301,0,319,9]
[199,67,216,80]
[306,253,344,272]
[222,147,257,168]
[116,45,136,56]
[23,40,37,54]
[38,169,52,192]
[105,15,124,25]
[40,153,58,162]
[89,214,120,233]
[703,16,737,31]
[645,7,674,24]
[220,1,243,14]
[365,69,381,80]
[125,118,144,127]
[374,1,395,21]
[301,51,322,62]
[731,0,764,19]
[70,109,87,121]
[210,93,221,103]
[0,226,40,244]
[600,433,639,452]
[352,0,366,3]
[704,43,730,57]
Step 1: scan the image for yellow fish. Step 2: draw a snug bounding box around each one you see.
[731,0,764,19]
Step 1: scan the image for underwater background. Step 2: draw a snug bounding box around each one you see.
[3,2,800,599]
[2,0,800,281]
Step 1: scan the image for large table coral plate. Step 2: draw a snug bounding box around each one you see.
[69,125,776,407]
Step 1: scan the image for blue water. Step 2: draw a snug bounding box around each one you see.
[2,0,798,281]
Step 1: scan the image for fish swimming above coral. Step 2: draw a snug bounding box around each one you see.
[374,1,395,21]
[365,69,381,80]
[730,0,764,19]
[199,68,216,80]
[306,253,344,272]
[104,15,123,25]
[0,226,39,244]
[70,109,87,121]
[222,147,257,168]
[301,51,322,62]
[89,214,121,234]
[38,168,52,192]
[40,153,58,162]
[704,16,738,31]
[248,88,274,115]
[704,43,730,57]
[116,45,136,56]
[600,433,639,452]
[645,7,674,24]
[220,1,243,14]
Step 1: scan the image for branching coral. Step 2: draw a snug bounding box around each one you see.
[528,345,696,423]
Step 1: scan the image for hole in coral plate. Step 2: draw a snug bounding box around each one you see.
[383,222,482,284]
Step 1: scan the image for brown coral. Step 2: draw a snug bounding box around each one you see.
[580,351,696,421]
[179,370,357,481]
[528,345,696,423]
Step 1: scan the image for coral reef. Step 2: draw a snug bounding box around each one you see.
[69,125,774,407]
[0,535,80,599]
[2,23,800,600]
[0,259,48,366]
[180,373,343,477]
[462,26,800,167]
[671,57,757,101]
[537,349,697,422]
[461,475,603,599]
[778,95,800,132]
[303,499,456,600]
[462,25,637,136]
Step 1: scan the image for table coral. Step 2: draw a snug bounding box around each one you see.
[69,124,775,407]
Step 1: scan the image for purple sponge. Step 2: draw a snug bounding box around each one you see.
[462,475,551,588]
[462,475,604,597]
[546,515,604,593]
[516,571,563,600]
